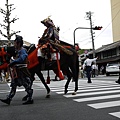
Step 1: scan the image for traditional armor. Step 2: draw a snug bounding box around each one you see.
[39,17,73,60]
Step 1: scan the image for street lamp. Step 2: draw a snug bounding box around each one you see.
[73,26,102,56]
[73,27,92,47]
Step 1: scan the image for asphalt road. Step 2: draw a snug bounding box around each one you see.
[0,75,120,120]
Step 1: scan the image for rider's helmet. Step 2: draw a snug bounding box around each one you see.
[14,35,23,47]
[41,16,55,27]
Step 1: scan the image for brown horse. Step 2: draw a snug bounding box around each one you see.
[25,44,79,94]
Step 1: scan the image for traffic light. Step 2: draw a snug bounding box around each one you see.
[93,26,103,30]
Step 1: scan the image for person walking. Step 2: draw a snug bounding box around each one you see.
[0,35,33,105]
[91,62,97,77]
[83,55,98,83]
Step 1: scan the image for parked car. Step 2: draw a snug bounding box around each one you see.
[106,63,120,76]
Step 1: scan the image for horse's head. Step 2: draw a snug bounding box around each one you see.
[0,46,16,63]
[23,44,36,55]
[6,46,16,57]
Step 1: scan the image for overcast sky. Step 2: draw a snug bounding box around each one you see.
[0,0,113,49]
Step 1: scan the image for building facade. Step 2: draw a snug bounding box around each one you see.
[0,40,31,46]
[111,0,120,42]
[80,40,120,74]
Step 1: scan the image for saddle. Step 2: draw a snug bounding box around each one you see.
[39,39,73,59]
[50,41,73,55]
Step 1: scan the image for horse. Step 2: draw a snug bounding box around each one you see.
[25,43,79,95]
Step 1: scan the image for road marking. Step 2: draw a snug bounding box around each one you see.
[0,90,10,93]
[33,79,120,119]
[64,89,120,98]
[88,100,120,109]
[109,112,120,119]
[57,85,120,94]
[73,94,120,102]
[51,83,118,92]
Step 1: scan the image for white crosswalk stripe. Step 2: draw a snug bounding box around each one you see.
[34,79,120,119]
[109,112,120,118]
[74,94,120,102]
[88,100,120,109]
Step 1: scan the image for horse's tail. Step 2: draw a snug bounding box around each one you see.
[76,55,79,80]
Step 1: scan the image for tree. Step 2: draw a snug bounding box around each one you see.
[0,0,20,46]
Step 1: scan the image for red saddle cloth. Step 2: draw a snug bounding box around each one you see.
[27,47,39,69]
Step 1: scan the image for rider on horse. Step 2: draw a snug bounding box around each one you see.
[38,16,60,61]
[0,35,34,105]
[38,16,73,64]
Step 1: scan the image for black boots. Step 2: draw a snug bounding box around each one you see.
[22,89,34,105]
[0,98,33,105]
[0,98,11,105]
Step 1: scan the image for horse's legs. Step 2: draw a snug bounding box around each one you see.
[35,70,50,95]
[69,64,78,93]
[64,77,71,94]
[64,68,72,94]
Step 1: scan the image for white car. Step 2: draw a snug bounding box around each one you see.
[106,63,120,76]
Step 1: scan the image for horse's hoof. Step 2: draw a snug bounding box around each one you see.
[22,95,28,101]
[72,92,76,95]
[46,94,50,98]
[64,90,68,94]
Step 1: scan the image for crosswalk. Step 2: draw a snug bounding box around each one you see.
[34,79,120,119]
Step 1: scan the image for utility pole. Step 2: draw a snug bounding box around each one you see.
[86,11,95,58]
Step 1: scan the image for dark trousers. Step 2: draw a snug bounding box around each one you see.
[8,67,33,100]
[86,66,92,82]
[8,79,33,100]
[92,69,95,77]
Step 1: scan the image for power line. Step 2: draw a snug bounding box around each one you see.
[77,37,91,42]
[94,7,120,41]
